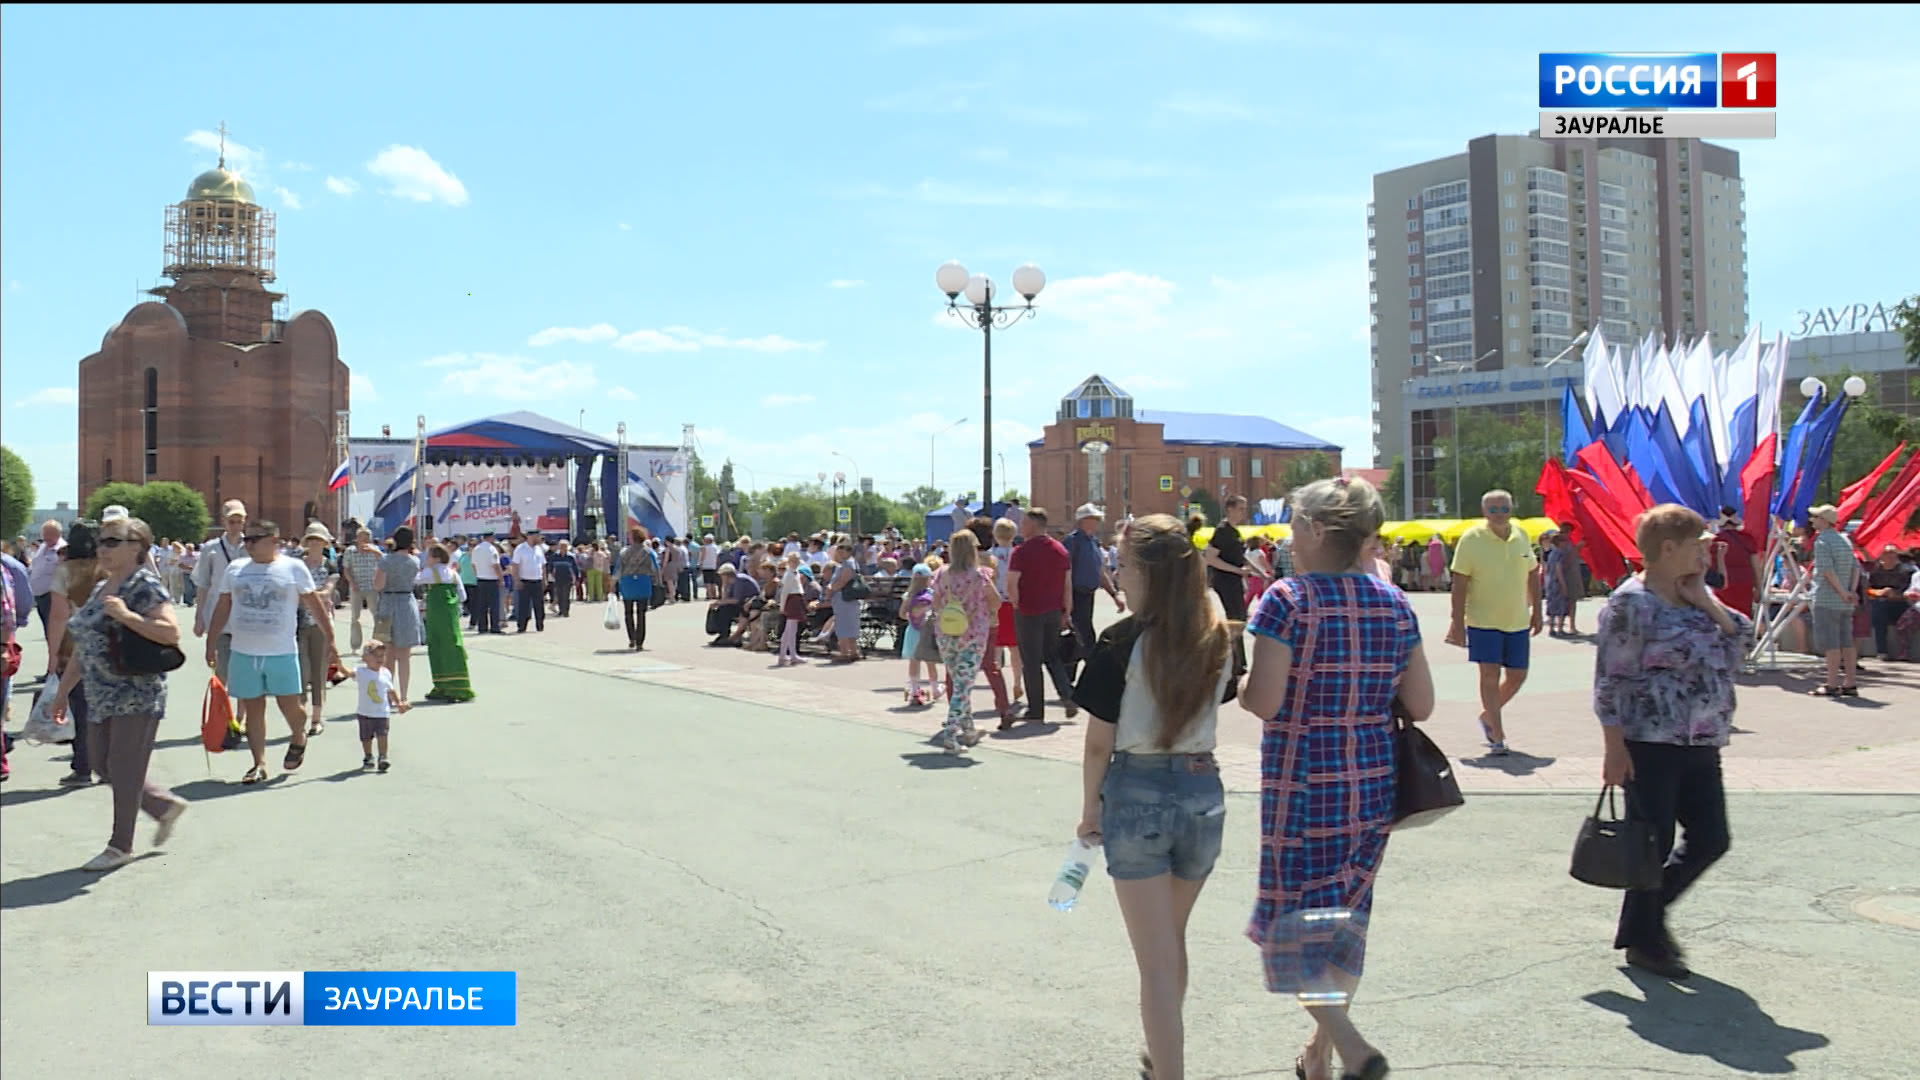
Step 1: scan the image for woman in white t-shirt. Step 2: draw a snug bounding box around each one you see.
[1070,513,1240,1080]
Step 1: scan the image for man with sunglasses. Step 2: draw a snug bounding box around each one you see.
[190,500,251,686]
[204,520,329,784]
[1444,489,1542,756]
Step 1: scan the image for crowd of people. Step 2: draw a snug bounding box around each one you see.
[3,479,1916,1079]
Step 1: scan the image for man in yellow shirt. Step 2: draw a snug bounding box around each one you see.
[1444,489,1542,755]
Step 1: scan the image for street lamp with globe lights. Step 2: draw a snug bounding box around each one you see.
[937,260,1045,506]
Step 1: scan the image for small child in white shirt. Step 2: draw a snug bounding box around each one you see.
[354,640,411,772]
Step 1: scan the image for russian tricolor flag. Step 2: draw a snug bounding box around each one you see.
[326,459,352,491]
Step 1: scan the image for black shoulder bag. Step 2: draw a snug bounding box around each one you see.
[1569,785,1664,890]
[1390,697,1464,829]
[106,578,186,676]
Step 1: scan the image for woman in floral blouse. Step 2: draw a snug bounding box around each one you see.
[48,515,189,871]
[1594,504,1750,981]
[930,530,1004,754]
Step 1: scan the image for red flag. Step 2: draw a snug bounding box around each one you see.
[1739,434,1778,550]
[1836,442,1908,526]
[1535,459,1576,531]
[1575,442,1654,517]
[1853,454,1920,555]
[1564,466,1641,581]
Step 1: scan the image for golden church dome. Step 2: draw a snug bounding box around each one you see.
[186,167,255,203]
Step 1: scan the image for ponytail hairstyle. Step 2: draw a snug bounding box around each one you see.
[1124,514,1231,750]
[1289,476,1386,569]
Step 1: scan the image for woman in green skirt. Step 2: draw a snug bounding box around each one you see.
[418,543,476,702]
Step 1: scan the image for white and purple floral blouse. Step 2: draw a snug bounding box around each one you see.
[1593,577,1750,747]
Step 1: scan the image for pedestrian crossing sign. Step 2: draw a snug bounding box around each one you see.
[700,514,715,528]
[836,507,852,524]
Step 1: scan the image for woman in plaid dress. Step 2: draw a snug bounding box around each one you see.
[1241,477,1434,1080]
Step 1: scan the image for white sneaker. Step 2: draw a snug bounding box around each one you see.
[153,800,188,846]
[81,847,133,872]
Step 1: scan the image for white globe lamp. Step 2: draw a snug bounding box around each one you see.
[1843,375,1868,398]
[1011,263,1046,300]
[1800,376,1823,398]
[964,274,994,306]
[936,261,970,298]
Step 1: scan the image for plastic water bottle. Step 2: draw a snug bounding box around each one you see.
[1047,837,1100,911]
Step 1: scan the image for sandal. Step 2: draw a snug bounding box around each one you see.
[1839,686,1859,697]
[1808,686,1841,697]
[283,740,307,771]
[241,765,268,785]
[1342,1053,1390,1080]
[306,719,325,737]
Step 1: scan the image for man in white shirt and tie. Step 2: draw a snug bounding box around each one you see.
[510,531,548,632]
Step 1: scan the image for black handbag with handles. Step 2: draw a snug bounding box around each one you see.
[1569,785,1665,890]
[108,625,186,676]
[1390,698,1464,829]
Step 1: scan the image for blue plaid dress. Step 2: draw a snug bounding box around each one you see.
[1246,572,1421,993]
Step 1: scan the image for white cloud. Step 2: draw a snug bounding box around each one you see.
[1042,271,1180,332]
[349,372,378,403]
[827,279,865,289]
[527,323,619,347]
[1117,374,1189,392]
[1174,10,1272,39]
[12,387,76,408]
[280,161,313,172]
[432,353,597,401]
[325,175,359,196]
[882,26,978,48]
[618,222,632,231]
[761,393,816,408]
[607,386,637,401]
[1156,95,1261,121]
[1005,105,1090,127]
[366,145,469,206]
[273,186,303,210]
[613,327,824,354]
[184,129,265,179]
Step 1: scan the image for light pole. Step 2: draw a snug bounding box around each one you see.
[929,417,967,493]
[936,260,1046,506]
[1425,348,1497,515]
[1534,330,1590,464]
[832,451,863,533]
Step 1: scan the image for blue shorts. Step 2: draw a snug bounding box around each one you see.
[1466,627,1531,670]
[1100,752,1226,881]
[227,652,303,700]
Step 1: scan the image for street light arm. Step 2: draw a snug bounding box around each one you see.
[946,301,1038,332]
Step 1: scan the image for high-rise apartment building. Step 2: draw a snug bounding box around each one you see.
[1368,131,1748,515]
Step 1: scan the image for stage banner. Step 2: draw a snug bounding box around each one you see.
[348,440,417,539]
[421,463,570,537]
[626,449,690,539]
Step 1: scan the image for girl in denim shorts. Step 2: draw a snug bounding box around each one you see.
[1072,514,1242,1080]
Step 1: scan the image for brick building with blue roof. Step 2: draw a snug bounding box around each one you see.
[1027,375,1342,522]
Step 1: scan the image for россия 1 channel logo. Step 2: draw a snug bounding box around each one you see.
[1537,52,1776,140]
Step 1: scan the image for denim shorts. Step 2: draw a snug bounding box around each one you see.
[1100,752,1227,881]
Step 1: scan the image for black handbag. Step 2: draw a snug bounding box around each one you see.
[1569,786,1665,890]
[1390,699,1464,829]
[839,570,871,601]
[108,625,186,676]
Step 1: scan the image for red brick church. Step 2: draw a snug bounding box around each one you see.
[77,142,349,533]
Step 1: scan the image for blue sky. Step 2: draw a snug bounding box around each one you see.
[3,5,1914,507]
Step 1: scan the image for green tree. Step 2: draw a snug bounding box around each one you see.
[1188,490,1222,525]
[898,485,948,518]
[0,445,35,539]
[998,487,1024,505]
[1378,456,1406,518]
[85,481,147,522]
[761,484,833,539]
[1895,294,1918,366]
[1277,451,1338,497]
[135,481,211,544]
[1433,410,1549,517]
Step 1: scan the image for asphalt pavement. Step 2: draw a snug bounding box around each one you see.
[2,605,1916,1079]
